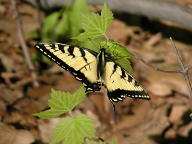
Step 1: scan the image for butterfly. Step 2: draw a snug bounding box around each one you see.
[35,43,150,103]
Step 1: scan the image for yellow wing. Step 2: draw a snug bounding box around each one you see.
[35,43,100,92]
[104,61,150,102]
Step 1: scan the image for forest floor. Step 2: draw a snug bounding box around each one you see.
[0,0,192,144]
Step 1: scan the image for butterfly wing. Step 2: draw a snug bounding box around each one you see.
[35,43,99,92]
[104,60,150,102]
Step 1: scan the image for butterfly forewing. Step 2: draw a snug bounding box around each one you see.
[35,43,99,92]
[104,61,150,102]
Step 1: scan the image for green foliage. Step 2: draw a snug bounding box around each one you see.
[25,29,39,38]
[100,40,135,59]
[69,0,90,36]
[42,0,89,42]
[116,58,133,73]
[33,86,85,119]
[51,114,97,144]
[100,39,135,72]
[53,10,70,40]
[74,3,113,42]
[109,139,117,144]
[80,38,101,53]
[39,1,134,73]
[42,12,60,41]
[73,3,134,72]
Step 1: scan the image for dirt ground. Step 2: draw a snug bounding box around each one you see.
[0,0,192,144]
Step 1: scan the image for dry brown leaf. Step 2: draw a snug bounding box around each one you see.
[0,53,14,72]
[107,20,133,44]
[114,105,170,144]
[0,85,23,104]
[168,105,188,125]
[177,122,192,137]
[38,118,60,143]
[3,112,37,127]
[164,128,177,139]
[0,99,6,119]
[14,98,46,115]
[147,72,189,96]
[86,110,101,128]
[143,33,162,48]
[115,101,151,131]
[54,72,81,93]
[27,85,52,99]
[0,123,34,144]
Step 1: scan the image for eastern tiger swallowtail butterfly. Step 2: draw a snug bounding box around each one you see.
[35,43,150,102]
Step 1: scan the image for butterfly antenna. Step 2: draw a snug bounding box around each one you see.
[111,101,116,112]
[110,101,118,123]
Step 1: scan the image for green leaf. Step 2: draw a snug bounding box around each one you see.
[80,38,101,53]
[100,40,135,72]
[74,3,113,41]
[100,40,135,59]
[41,0,90,42]
[116,58,133,73]
[42,12,60,41]
[25,30,39,38]
[109,139,117,144]
[101,3,113,34]
[33,86,85,119]
[54,10,70,38]
[69,0,90,36]
[51,114,97,144]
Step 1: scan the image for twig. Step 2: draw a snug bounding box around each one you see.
[11,0,39,87]
[135,38,192,98]
[104,34,109,41]
[186,65,192,71]
[135,56,182,74]
[170,37,192,98]
[83,137,105,144]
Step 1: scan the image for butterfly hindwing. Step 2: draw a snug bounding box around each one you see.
[104,60,150,102]
[35,43,100,92]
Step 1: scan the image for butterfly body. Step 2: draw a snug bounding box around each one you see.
[35,43,150,102]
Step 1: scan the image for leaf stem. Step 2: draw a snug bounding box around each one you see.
[11,0,39,88]
[104,34,109,41]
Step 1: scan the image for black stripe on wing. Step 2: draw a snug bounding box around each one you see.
[108,89,150,102]
[105,59,150,102]
[35,43,100,92]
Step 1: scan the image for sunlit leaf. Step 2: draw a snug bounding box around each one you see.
[69,0,90,36]
[74,3,113,41]
[116,58,133,73]
[54,10,70,38]
[100,40,134,72]
[42,12,60,41]
[33,86,85,119]
[51,114,97,144]
[80,38,101,52]
[100,40,135,59]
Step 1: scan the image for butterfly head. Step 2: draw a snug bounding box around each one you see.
[93,81,104,90]
[85,81,104,93]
